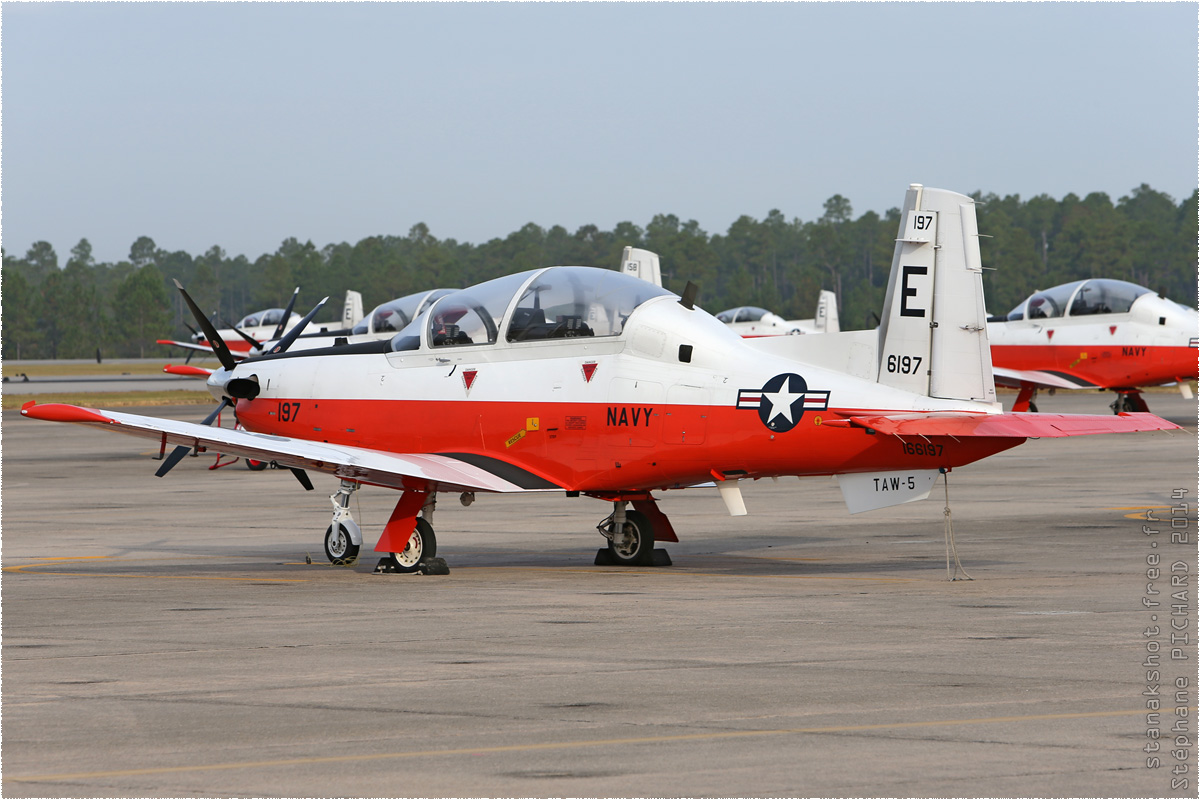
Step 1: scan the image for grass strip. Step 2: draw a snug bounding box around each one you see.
[3,391,214,410]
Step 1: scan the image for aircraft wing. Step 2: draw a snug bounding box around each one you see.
[822,411,1178,438]
[20,402,559,494]
[163,364,214,378]
[992,367,1098,390]
[156,339,249,360]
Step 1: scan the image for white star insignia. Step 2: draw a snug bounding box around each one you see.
[762,380,804,425]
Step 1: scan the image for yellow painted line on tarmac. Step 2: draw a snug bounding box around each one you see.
[1107,506,1171,510]
[2,556,306,583]
[1107,505,1177,520]
[3,707,1169,784]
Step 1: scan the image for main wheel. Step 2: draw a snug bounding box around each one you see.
[324,523,360,565]
[246,458,268,471]
[388,518,437,573]
[607,510,655,566]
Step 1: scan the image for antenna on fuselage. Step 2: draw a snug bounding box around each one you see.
[679,282,698,310]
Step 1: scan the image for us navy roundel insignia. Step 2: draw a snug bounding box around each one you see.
[735,373,830,433]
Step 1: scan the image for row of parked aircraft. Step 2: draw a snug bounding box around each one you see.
[24,184,1184,576]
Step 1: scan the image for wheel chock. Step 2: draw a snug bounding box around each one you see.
[418,557,450,575]
[594,548,672,566]
[372,557,450,575]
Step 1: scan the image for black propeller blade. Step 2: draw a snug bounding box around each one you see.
[174,280,237,372]
[155,398,232,478]
[266,296,329,355]
[273,287,300,341]
[224,322,261,351]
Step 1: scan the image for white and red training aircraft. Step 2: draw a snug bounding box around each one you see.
[986,279,1198,413]
[23,185,1177,573]
[158,290,365,357]
[717,291,840,337]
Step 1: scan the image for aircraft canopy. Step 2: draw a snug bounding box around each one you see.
[1006,279,1153,321]
[353,289,455,335]
[716,306,772,324]
[390,266,674,352]
[235,308,301,329]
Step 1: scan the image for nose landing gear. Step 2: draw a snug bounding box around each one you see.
[324,479,363,565]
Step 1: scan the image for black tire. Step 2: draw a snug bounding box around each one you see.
[324,523,360,565]
[607,509,655,566]
[388,517,436,573]
[245,458,268,471]
[1027,400,1038,413]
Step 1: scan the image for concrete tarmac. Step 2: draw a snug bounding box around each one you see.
[2,392,1196,797]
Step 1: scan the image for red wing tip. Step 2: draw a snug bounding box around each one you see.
[20,402,114,424]
[163,364,212,377]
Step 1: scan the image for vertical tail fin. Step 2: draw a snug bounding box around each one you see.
[814,290,840,333]
[342,290,364,329]
[620,247,663,287]
[877,185,996,404]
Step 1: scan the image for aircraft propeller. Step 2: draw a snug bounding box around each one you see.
[271,287,301,340]
[156,281,327,490]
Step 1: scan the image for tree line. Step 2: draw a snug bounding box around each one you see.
[3,183,1195,360]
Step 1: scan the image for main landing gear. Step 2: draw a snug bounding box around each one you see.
[1110,390,1149,414]
[595,497,675,567]
[319,484,675,572]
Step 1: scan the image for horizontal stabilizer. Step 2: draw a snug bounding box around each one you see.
[20,402,560,494]
[822,411,1178,438]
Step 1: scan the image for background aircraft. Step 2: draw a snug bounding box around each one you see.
[717,291,839,337]
[158,290,364,358]
[987,278,1198,412]
[23,185,1175,576]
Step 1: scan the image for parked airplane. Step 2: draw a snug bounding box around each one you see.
[718,291,840,337]
[987,279,1198,412]
[23,185,1175,575]
[158,290,364,357]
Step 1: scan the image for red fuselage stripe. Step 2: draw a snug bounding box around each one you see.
[236,397,1020,492]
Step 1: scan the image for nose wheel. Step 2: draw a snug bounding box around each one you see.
[323,479,364,565]
[324,522,360,565]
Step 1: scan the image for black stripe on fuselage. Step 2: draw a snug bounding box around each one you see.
[245,339,393,364]
[1042,370,1100,388]
[437,452,562,490]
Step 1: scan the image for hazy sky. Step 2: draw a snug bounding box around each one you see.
[3,2,1197,265]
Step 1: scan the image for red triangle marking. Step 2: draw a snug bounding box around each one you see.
[463,369,477,392]
[582,362,598,383]
[1109,325,1117,335]
[1046,330,1055,340]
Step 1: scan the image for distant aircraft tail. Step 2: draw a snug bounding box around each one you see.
[342,291,364,329]
[876,184,995,403]
[814,289,839,333]
[620,247,663,287]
